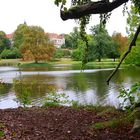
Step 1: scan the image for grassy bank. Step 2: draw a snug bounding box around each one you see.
[19,62,52,68]
[0,59,52,68]
[0,58,129,69]
[0,59,21,66]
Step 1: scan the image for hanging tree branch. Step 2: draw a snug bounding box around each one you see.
[55,0,140,84]
[106,23,140,85]
[60,0,129,20]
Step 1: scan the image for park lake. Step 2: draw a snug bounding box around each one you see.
[0,64,140,109]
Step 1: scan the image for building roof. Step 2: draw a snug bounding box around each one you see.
[46,33,65,39]
[6,32,65,40]
[6,33,14,39]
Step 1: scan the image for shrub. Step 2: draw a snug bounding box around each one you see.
[0,48,21,59]
[125,47,140,66]
[118,82,140,110]
[62,49,71,57]
[42,91,70,107]
[71,49,83,61]
[0,131,4,137]
[54,49,64,58]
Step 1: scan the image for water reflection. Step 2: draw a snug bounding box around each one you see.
[0,65,140,108]
[0,83,12,95]
[13,75,58,106]
[0,82,17,109]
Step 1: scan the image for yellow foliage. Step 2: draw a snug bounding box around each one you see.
[20,26,56,63]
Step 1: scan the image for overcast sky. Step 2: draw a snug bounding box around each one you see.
[0,0,129,36]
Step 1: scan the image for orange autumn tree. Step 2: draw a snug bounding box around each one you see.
[21,26,55,63]
[112,32,128,54]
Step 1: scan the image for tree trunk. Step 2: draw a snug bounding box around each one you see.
[35,60,38,63]
[98,58,101,62]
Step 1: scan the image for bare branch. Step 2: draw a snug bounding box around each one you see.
[106,23,140,85]
[60,0,129,20]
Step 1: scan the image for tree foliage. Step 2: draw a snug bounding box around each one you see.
[0,48,21,59]
[20,26,55,63]
[71,48,83,61]
[112,32,128,54]
[13,24,28,49]
[125,5,140,66]
[66,25,121,61]
[90,24,112,62]
[106,40,120,61]
[125,47,140,66]
[54,48,64,58]
[64,27,81,49]
[127,5,140,37]
[0,31,10,53]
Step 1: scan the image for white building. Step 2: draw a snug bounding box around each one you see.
[6,32,65,48]
[47,33,65,48]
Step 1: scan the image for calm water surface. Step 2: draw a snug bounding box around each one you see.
[0,65,140,109]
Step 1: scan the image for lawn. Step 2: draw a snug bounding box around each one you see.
[0,58,128,69]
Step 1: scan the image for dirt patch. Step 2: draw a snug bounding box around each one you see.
[0,106,139,140]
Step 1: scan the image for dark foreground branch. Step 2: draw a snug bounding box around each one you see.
[106,24,140,85]
[60,0,129,20]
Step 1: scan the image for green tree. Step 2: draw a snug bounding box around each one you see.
[71,35,94,61]
[125,5,140,66]
[127,5,140,37]
[0,48,21,59]
[71,48,83,61]
[106,40,120,61]
[54,48,64,58]
[12,23,29,57]
[13,24,28,49]
[20,26,55,63]
[90,24,111,62]
[0,31,10,53]
[125,47,140,66]
[86,35,96,61]
[64,27,81,49]
[63,34,71,49]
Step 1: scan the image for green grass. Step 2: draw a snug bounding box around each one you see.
[19,62,52,68]
[54,58,128,69]
[0,123,5,129]
[54,58,81,65]
[90,106,134,130]
[91,113,134,130]
[71,103,117,112]
[0,123,5,137]
[0,59,21,66]
[42,101,60,108]
[0,59,52,68]
[91,119,120,129]
[0,131,4,137]
[0,58,129,69]
[72,104,134,130]
[71,104,134,130]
